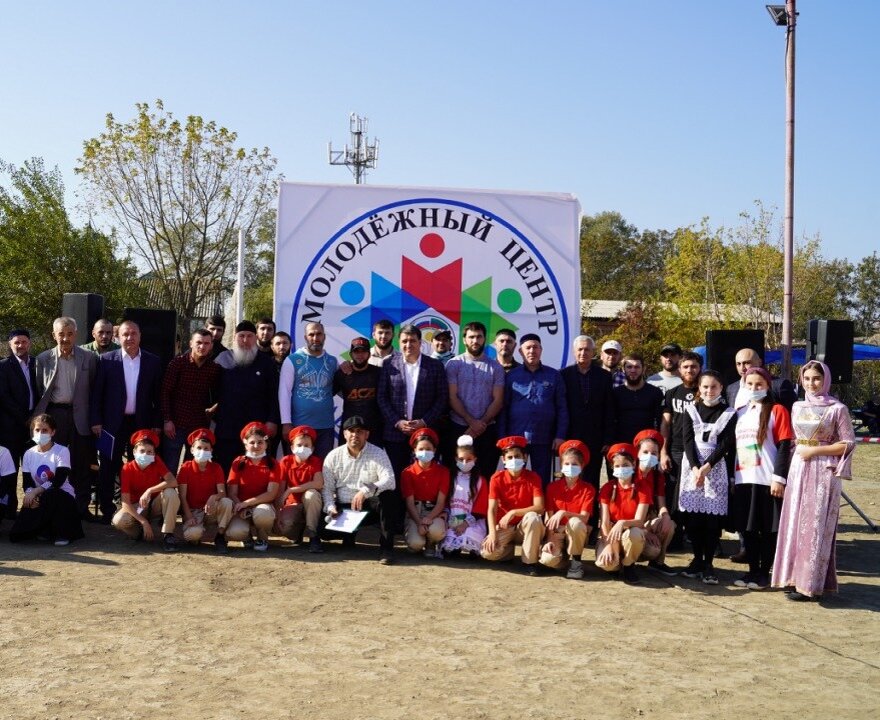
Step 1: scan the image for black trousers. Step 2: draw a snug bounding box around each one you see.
[334,490,397,552]
[47,404,94,515]
[97,415,137,518]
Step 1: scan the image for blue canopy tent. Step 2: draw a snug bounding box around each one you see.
[692,344,880,365]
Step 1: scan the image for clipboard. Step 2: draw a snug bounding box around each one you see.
[97,429,115,458]
[324,509,369,534]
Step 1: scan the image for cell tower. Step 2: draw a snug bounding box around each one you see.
[328,113,379,184]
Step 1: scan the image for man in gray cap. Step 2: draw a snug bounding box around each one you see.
[599,340,626,388]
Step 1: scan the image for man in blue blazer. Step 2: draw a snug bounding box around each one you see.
[0,328,38,518]
[89,320,163,522]
[377,324,447,483]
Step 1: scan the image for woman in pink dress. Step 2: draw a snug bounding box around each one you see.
[772,361,856,601]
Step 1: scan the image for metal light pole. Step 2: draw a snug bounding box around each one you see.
[767,1,796,378]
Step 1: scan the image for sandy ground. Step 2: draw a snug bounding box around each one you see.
[1,448,878,720]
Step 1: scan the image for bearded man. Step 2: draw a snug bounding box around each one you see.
[333,336,383,444]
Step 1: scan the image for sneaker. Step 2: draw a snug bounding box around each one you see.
[242,538,255,550]
[681,560,704,579]
[54,538,70,547]
[747,573,770,590]
[622,565,640,584]
[566,559,584,579]
[308,537,324,554]
[378,551,394,565]
[214,534,228,553]
[163,534,179,553]
[253,539,269,552]
[648,560,678,576]
[734,573,755,588]
[524,563,541,577]
[702,571,719,585]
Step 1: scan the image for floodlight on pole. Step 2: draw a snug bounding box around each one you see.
[766,5,788,26]
[328,113,379,184]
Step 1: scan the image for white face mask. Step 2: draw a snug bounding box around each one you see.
[292,446,313,460]
[32,432,52,446]
[613,466,634,480]
[638,453,659,470]
[135,453,155,468]
[246,451,266,461]
[703,394,723,407]
[504,458,526,473]
[456,459,475,473]
[415,449,435,463]
[748,389,768,403]
[193,449,212,463]
[560,464,581,478]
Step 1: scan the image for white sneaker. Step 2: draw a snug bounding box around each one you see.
[253,540,268,552]
[566,559,584,579]
[54,539,70,547]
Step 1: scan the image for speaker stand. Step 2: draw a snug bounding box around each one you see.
[841,490,879,532]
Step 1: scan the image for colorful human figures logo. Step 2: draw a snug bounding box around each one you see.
[337,232,523,354]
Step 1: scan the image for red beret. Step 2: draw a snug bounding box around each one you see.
[558,440,590,465]
[240,421,269,440]
[606,443,637,463]
[187,428,216,447]
[633,429,664,451]
[288,425,317,443]
[496,435,528,451]
[409,427,439,449]
[130,429,160,448]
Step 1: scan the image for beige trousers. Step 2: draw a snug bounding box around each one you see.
[481,511,545,564]
[643,516,675,563]
[112,488,180,538]
[404,502,446,551]
[595,526,646,572]
[540,517,589,569]
[182,497,235,543]
[226,503,276,542]
[277,489,323,540]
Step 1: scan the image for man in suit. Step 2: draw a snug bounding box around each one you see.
[89,320,163,522]
[34,317,98,518]
[725,347,797,411]
[0,328,37,518]
[560,335,615,493]
[377,323,447,483]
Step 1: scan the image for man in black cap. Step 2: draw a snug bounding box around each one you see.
[430,329,455,365]
[321,415,397,564]
[0,328,38,517]
[647,342,684,394]
[213,321,279,472]
[334,336,383,444]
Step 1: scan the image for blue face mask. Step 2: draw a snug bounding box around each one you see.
[415,449,435,463]
[613,466,635,480]
[134,453,155,468]
[456,459,475,473]
[638,453,659,470]
[749,389,768,403]
[504,458,526,473]
[560,464,581,478]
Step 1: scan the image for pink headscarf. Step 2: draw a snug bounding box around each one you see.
[800,360,837,407]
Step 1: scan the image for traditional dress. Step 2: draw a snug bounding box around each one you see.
[772,362,855,597]
[441,471,488,554]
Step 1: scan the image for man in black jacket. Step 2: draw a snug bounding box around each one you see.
[0,328,37,518]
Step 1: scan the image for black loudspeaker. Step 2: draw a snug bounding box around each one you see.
[808,319,853,384]
[62,293,104,344]
[705,329,765,388]
[123,307,178,370]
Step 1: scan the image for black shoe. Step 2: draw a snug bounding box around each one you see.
[785,590,819,602]
[95,515,112,526]
[648,560,678,576]
[214,534,228,554]
[378,551,394,565]
[308,537,324,554]
[163,534,179,553]
[622,565,640,584]
[681,560,704,579]
[80,511,98,523]
[729,550,748,564]
[342,534,357,548]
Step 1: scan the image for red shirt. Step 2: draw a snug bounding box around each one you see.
[488,469,543,526]
[227,457,280,502]
[599,478,653,523]
[120,457,170,501]
[636,467,665,504]
[278,454,323,506]
[401,462,449,503]
[177,460,225,509]
[545,478,595,524]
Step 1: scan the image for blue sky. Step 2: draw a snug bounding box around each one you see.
[2,1,877,262]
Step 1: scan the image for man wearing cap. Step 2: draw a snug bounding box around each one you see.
[648,343,684,394]
[498,333,568,488]
[561,335,615,492]
[599,340,626,387]
[159,328,221,473]
[33,317,98,519]
[430,330,455,365]
[725,347,797,412]
[0,328,38,517]
[213,321,280,472]
[334,336,383,444]
[81,318,120,355]
[90,320,164,522]
[493,328,520,373]
[322,415,397,564]
[279,321,338,460]
[445,321,504,480]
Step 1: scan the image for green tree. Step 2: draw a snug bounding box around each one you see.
[0,157,146,348]
[76,100,280,336]
[853,252,880,336]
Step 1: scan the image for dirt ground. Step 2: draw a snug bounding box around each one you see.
[1,447,878,720]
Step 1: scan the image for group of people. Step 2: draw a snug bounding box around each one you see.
[0,314,856,601]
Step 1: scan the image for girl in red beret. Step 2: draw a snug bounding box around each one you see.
[112,430,180,552]
[400,428,448,557]
[440,434,488,556]
[177,429,234,552]
[225,422,280,551]
[633,429,678,576]
[277,425,325,553]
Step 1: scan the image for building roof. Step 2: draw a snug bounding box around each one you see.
[580,299,782,324]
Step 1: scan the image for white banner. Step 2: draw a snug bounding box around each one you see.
[274,183,581,368]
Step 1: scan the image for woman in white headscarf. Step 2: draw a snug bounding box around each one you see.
[772,361,856,601]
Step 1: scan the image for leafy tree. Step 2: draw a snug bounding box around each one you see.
[0,158,146,349]
[76,100,280,336]
[853,252,880,336]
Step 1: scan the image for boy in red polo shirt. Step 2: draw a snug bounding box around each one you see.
[539,440,595,579]
[400,428,448,557]
[111,430,180,552]
[177,428,234,552]
[480,436,545,575]
[596,443,653,583]
[277,425,325,553]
